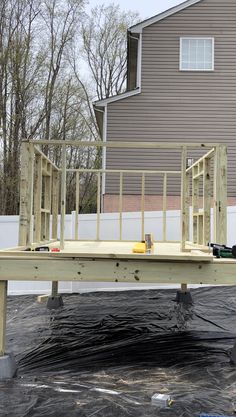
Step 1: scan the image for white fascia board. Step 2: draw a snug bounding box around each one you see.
[93,88,140,107]
[129,0,203,33]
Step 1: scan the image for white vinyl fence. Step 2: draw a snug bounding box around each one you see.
[0,207,236,294]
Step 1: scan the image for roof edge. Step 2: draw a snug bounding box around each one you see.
[129,0,203,33]
[93,88,140,107]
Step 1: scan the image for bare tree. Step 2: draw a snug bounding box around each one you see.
[0,0,41,213]
[81,4,139,100]
[0,0,139,215]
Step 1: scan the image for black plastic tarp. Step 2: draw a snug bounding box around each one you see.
[1,286,236,417]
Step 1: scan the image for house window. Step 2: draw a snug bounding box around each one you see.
[180,37,214,71]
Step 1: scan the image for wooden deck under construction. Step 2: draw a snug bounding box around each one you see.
[0,241,236,286]
[0,139,235,364]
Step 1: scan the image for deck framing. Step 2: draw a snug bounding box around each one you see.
[0,139,232,358]
[0,255,235,285]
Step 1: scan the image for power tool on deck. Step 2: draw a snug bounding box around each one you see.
[209,243,236,259]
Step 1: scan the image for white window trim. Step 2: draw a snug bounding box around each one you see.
[179,37,215,72]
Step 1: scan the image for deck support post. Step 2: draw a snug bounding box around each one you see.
[175,283,193,305]
[46,282,63,310]
[0,281,16,379]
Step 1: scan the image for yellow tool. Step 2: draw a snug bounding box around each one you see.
[132,242,146,253]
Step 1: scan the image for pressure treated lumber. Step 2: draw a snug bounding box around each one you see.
[203,157,211,246]
[96,173,101,241]
[0,254,235,285]
[213,145,227,244]
[52,169,59,240]
[51,281,58,297]
[75,172,80,240]
[60,144,67,250]
[34,154,42,242]
[162,173,167,242]
[0,282,7,356]
[28,139,220,149]
[181,146,187,251]
[119,172,123,241]
[19,142,34,246]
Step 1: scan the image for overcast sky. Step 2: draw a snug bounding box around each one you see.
[87,0,185,19]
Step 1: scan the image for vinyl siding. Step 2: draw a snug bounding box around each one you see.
[105,0,236,196]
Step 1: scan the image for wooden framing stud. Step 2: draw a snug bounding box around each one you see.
[60,144,67,250]
[162,173,167,242]
[214,145,227,244]
[96,173,101,241]
[52,169,59,240]
[34,154,42,243]
[119,172,123,241]
[19,142,34,246]
[203,157,211,246]
[181,146,187,251]
[75,172,80,240]
[141,173,145,241]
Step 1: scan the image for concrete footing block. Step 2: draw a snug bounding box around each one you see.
[230,343,236,364]
[46,295,64,310]
[175,290,193,305]
[0,353,17,380]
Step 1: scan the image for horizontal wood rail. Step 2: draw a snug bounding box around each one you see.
[67,169,181,174]
[28,139,221,150]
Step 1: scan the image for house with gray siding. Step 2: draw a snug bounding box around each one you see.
[94,0,236,212]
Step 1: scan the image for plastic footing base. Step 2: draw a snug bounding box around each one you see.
[46,295,64,310]
[230,343,236,364]
[174,290,193,305]
[0,353,17,380]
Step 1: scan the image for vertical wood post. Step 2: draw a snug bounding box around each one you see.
[185,172,190,243]
[75,172,80,240]
[34,154,42,243]
[19,141,34,246]
[51,281,58,298]
[119,172,123,241]
[44,166,52,241]
[60,144,66,250]
[162,173,167,242]
[213,145,227,244]
[0,281,7,357]
[181,283,188,292]
[181,146,187,251]
[192,172,199,244]
[96,173,101,241]
[203,157,211,246]
[141,173,145,241]
[52,169,59,240]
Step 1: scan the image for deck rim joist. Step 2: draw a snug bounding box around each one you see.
[0,246,235,285]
